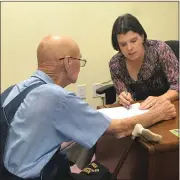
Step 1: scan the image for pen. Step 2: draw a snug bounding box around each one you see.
[124,89,128,96]
[124,88,130,109]
[125,89,136,101]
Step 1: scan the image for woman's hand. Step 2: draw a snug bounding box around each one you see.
[118,91,134,108]
[140,96,166,110]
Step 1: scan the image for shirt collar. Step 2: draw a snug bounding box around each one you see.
[31,70,55,84]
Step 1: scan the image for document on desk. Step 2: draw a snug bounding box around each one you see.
[98,103,149,119]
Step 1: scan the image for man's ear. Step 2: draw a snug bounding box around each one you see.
[64,57,71,72]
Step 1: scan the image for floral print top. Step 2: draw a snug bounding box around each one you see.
[109,40,179,100]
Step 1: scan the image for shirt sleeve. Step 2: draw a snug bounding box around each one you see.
[53,92,111,149]
[109,57,126,95]
[157,41,179,92]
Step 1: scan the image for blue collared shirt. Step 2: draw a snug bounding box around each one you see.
[3,70,111,178]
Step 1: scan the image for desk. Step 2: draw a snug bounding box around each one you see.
[95,100,179,180]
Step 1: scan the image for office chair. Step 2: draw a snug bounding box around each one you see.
[96,40,179,104]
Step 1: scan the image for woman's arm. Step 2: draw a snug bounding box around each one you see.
[109,55,126,95]
[158,41,179,100]
[160,89,178,101]
[140,41,179,110]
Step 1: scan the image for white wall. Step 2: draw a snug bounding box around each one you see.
[1,2,178,108]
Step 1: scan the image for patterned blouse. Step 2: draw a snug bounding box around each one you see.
[109,40,179,101]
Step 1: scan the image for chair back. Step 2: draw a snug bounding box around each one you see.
[165,40,179,60]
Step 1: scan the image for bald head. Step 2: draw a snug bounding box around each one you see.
[37,35,80,66]
[36,35,81,87]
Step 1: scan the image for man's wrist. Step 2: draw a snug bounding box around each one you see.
[148,109,162,124]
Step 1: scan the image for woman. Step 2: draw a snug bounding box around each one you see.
[109,13,179,110]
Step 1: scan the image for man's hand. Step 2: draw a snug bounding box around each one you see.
[107,98,176,139]
[140,96,166,110]
[119,91,134,108]
[150,99,176,121]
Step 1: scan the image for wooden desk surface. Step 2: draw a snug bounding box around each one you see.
[140,100,179,153]
[96,100,179,180]
[97,100,179,153]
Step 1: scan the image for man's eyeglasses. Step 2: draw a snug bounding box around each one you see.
[59,56,87,67]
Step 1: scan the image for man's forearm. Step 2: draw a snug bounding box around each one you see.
[106,110,161,137]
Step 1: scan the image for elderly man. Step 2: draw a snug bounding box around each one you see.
[2,35,176,180]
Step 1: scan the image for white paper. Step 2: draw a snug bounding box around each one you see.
[98,103,149,119]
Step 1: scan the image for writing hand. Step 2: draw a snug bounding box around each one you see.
[118,91,134,108]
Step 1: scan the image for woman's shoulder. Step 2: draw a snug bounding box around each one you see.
[109,52,124,65]
[145,39,168,50]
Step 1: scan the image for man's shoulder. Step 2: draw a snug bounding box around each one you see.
[37,83,70,97]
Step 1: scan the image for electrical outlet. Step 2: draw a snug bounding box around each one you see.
[92,83,105,98]
[77,84,86,99]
